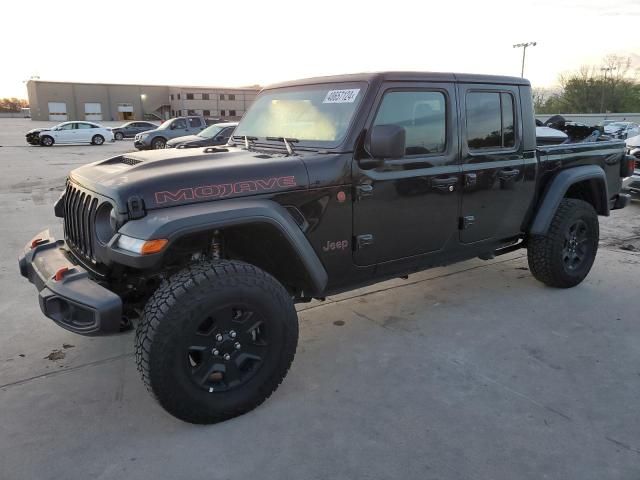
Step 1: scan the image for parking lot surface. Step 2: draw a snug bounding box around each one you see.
[1,119,639,480]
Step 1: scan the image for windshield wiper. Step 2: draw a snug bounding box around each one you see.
[266,137,299,156]
[230,135,257,150]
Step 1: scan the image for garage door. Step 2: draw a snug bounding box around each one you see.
[85,103,102,121]
[48,102,67,121]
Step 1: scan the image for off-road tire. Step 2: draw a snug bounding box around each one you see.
[40,135,54,146]
[151,137,166,149]
[527,198,599,288]
[114,132,124,141]
[91,134,105,145]
[135,260,299,424]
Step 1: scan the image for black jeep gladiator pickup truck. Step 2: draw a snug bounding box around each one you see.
[19,72,633,424]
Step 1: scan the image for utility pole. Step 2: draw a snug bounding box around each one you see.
[600,66,616,114]
[513,42,537,78]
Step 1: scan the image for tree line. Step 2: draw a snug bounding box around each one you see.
[534,55,640,115]
[0,97,29,113]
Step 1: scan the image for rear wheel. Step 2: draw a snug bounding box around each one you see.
[527,199,599,288]
[40,135,54,146]
[91,134,105,145]
[114,132,124,141]
[151,137,166,149]
[135,260,298,424]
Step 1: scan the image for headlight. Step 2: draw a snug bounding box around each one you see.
[116,235,168,255]
[95,204,117,245]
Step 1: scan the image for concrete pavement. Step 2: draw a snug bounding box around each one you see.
[1,119,639,480]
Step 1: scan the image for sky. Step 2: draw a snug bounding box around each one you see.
[1,0,639,98]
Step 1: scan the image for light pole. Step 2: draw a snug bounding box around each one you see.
[600,67,616,114]
[140,93,147,120]
[513,42,537,78]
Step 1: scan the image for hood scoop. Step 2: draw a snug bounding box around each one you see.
[101,156,143,166]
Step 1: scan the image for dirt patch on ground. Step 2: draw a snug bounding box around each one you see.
[44,350,65,361]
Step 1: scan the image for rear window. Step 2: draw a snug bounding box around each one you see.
[466,92,516,150]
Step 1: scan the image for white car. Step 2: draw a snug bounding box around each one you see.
[604,121,640,140]
[38,121,114,146]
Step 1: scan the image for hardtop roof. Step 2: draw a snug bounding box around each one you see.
[265,71,530,89]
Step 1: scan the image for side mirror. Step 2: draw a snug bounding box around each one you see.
[370,124,405,159]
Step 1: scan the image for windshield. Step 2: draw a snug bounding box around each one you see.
[198,124,225,138]
[606,122,629,130]
[158,119,174,129]
[234,82,366,147]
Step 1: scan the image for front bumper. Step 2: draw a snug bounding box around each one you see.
[18,230,122,336]
[134,140,151,150]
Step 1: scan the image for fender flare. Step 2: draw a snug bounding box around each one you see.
[529,165,609,235]
[112,199,328,296]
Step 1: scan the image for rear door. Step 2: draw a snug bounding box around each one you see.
[458,84,528,243]
[75,122,94,142]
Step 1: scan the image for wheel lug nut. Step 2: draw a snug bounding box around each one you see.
[216,334,223,341]
[223,353,231,361]
[212,349,219,355]
[235,342,241,350]
[230,331,237,338]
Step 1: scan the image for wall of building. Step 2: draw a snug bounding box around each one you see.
[27,81,260,122]
[27,81,171,121]
[168,88,259,120]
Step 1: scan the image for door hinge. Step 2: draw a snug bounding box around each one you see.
[356,234,374,249]
[127,195,146,220]
[459,215,475,230]
[355,183,373,200]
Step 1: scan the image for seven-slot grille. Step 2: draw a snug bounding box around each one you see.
[63,183,100,262]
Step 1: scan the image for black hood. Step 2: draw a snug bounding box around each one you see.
[69,146,309,213]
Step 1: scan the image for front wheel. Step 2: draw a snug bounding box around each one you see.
[527,198,599,288]
[91,134,105,145]
[135,260,299,424]
[114,132,124,141]
[40,135,54,146]
[151,137,166,149]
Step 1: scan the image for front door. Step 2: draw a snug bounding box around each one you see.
[457,84,528,243]
[353,83,461,266]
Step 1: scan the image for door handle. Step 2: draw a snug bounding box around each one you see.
[431,176,458,192]
[497,169,520,180]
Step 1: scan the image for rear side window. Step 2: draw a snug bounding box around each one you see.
[188,117,202,128]
[373,91,446,155]
[466,92,516,150]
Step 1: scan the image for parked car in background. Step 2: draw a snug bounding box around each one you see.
[134,116,207,150]
[605,122,640,140]
[111,121,158,140]
[166,122,238,148]
[623,134,640,195]
[27,121,114,146]
[26,126,52,145]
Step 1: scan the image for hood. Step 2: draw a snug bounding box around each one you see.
[69,146,309,213]
[27,127,49,134]
[166,134,205,146]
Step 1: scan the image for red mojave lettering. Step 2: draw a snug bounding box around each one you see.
[155,176,297,204]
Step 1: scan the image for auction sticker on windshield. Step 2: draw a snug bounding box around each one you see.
[323,89,360,104]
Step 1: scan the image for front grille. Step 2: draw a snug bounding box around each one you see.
[63,183,99,262]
